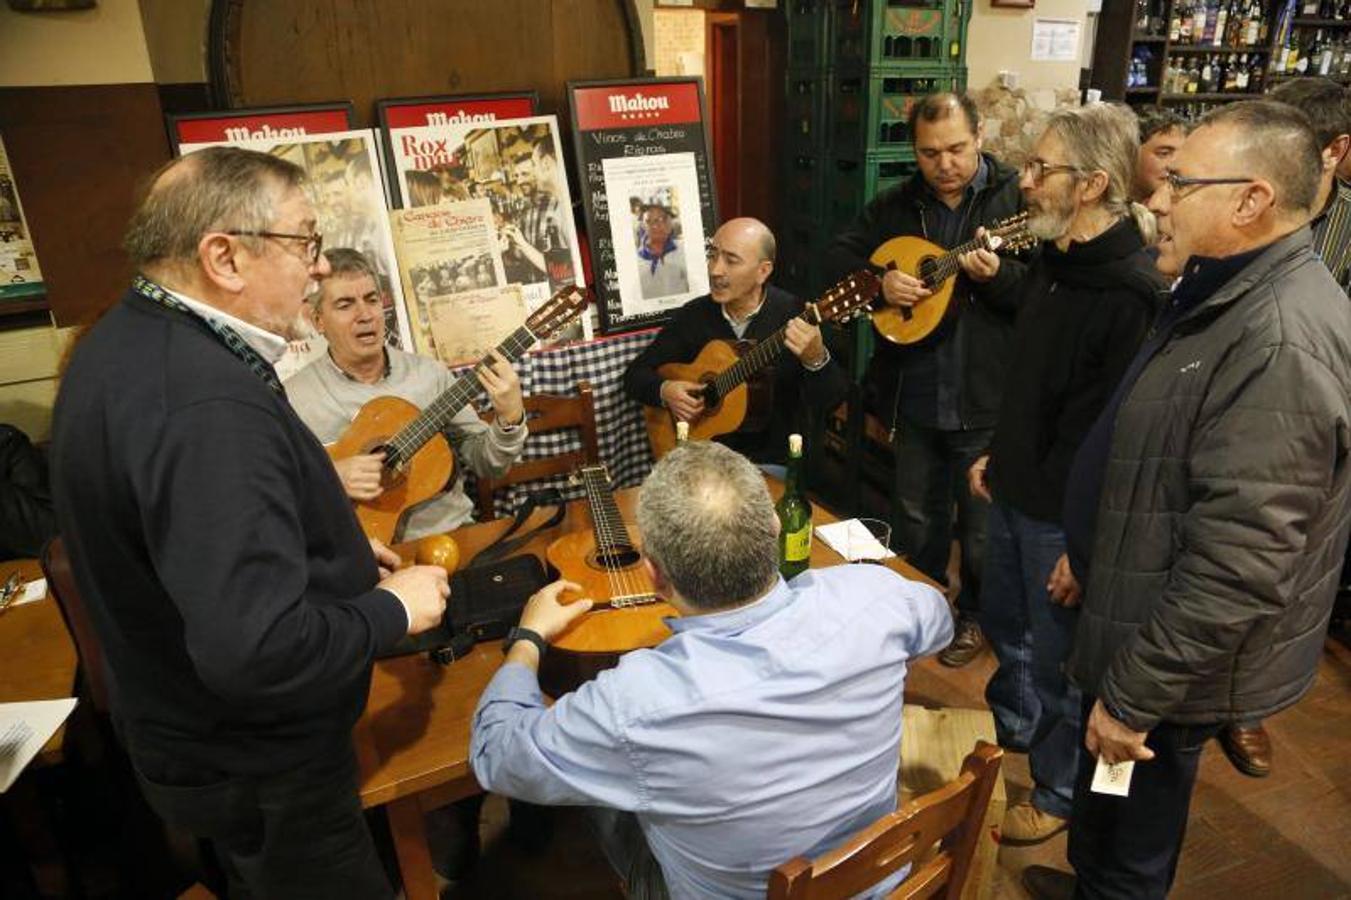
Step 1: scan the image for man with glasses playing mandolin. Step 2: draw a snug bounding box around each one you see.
[966,103,1165,848]
[827,92,1030,671]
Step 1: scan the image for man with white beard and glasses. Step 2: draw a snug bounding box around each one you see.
[966,104,1165,847]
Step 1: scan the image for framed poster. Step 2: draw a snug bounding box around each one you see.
[164,102,355,155]
[0,133,45,302]
[375,91,537,187]
[385,114,588,342]
[568,77,718,334]
[177,128,409,381]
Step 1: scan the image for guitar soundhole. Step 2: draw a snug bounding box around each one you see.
[917,256,939,289]
[595,545,641,570]
[368,442,406,487]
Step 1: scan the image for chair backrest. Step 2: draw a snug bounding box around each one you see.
[767,741,1003,900]
[41,535,112,715]
[475,380,600,519]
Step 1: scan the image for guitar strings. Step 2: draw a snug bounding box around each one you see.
[584,468,630,602]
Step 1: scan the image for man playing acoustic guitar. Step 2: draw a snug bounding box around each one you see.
[827,92,1030,670]
[622,217,848,468]
[286,247,527,539]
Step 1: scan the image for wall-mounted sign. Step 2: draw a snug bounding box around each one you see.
[0,133,44,302]
[164,102,355,155]
[568,77,718,334]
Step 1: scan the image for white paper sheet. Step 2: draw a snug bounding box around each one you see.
[0,698,78,792]
[816,519,897,562]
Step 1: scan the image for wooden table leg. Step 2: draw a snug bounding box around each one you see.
[385,795,438,900]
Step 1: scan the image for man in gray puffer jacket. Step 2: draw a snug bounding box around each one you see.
[1024,101,1351,900]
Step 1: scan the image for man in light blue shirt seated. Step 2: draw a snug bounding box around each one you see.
[471,441,953,899]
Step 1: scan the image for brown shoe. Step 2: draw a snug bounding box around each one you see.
[1022,865,1077,900]
[938,616,984,667]
[1000,802,1068,846]
[1220,723,1272,778]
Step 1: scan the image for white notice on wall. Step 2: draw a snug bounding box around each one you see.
[1031,18,1082,62]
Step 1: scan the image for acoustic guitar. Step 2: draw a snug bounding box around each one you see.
[870,212,1035,346]
[327,285,589,545]
[540,464,676,694]
[641,270,881,460]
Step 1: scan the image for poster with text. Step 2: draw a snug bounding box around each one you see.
[603,153,708,317]
[376,92,536,183]
[178,129,408,381]
[390,200,513,363]
[0,134,44,302]
[568,77,718,333]
[385,114,588,343]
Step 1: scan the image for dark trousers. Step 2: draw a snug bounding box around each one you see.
[133,744,393,900]
[589,808,669,900]
[979,500,1081,817]
[892,417,992,617]
[1067,698,1221,900]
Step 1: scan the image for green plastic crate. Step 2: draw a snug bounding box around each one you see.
[786,0,832,71]
[831,0,970,69]
[828,66,967,157]
[786,70,829,155]
[827,150,919,233]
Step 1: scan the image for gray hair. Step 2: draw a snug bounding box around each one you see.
[636,442,780,611]
[312,247,380,310]
[1045,103,1154,241]
[123,145,305,270]
[1198,101,1322,213]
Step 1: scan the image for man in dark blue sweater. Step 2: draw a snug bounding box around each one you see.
[51,147,450,899]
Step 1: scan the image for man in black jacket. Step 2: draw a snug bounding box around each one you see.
[51,147,450,899]
[1025,102,1351,900]
[624,217,849,467]
[967,104,1164,847]
[827,93,1028,666]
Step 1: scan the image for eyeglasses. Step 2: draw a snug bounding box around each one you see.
[1162,171,1255,202]
[1021,158,1082,186]
[225,230,324,265]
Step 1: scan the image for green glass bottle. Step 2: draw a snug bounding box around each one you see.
[777,433,813,580]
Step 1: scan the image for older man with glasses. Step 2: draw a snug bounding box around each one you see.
[1022,100,1351,900]
[50,146,452,899]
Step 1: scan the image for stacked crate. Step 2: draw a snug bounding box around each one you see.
[779,0,970,511]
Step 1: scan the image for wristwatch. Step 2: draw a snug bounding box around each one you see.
[502,626,548,658]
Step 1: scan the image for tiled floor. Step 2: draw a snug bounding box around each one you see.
[444,626,1351,899]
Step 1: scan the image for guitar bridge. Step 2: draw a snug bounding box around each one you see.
[596,593,662,610]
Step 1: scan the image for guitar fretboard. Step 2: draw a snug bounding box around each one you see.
[709,304,823,399]
[581,466,634,554]
[387,325,537,464]
[921,234,991,288]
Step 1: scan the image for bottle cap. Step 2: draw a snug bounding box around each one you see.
[788,433,803,455]
[676,420,690,442]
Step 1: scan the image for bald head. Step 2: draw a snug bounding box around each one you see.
[1196,101,1322,214]
[716,217,776,263]
[708,217,777,307]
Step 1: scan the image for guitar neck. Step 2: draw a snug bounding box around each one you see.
[388,324,537,460]
[581,467,635,552]
[710,305,822,397]
[924,235,987,286]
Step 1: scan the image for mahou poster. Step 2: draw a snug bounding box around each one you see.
[568,78,718,334]
[376,92,536,184]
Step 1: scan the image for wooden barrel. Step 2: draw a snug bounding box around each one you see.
[208,0,646,124]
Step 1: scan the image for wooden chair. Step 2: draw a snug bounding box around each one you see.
[475,380,600,519]
[41,534,112,714]
[767,741,1003,900]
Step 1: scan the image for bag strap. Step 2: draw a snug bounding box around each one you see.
[467,489,567,568]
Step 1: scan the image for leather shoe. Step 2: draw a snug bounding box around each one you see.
[937,615,984,667]
[1000,802,1068,846]
[1022,865,1077,900]
[1219,723,1272,778]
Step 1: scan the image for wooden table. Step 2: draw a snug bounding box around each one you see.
[358,485,932,900]
[0,557,78,763]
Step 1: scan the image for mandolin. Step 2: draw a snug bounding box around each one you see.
[870,212,1035,346]
[539,464,677,694]
[327,285,589,545]
[641,270,880,460]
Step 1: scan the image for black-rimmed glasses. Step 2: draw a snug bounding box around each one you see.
[225,230,324,265]
[1162,171,1255,202]
[1021,158,1082,186]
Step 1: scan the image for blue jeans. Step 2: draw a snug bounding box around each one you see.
[978,500,1081,819]
[1068,698,1221,899]
[891,418,992,618]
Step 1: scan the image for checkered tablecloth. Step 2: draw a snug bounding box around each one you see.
[459,329,659,518]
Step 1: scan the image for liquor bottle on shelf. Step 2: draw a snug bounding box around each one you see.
[543,221,575,293]
[1202,0,1218,43]
[1179,0,1195,41]
[1236,52,1251,89]
[1302,0,1320,16]
[1250,52,1267,90]
[1245,0,1262,45]
[1164,56,1178,91]
[1213,0,1229,45]
[1136,0,1150,33]
[1199,54,1214,91]
[1187,58,1202,92]
[776,434,813,580]
[1151,0,1167,34]
[1169,3,1183,39]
